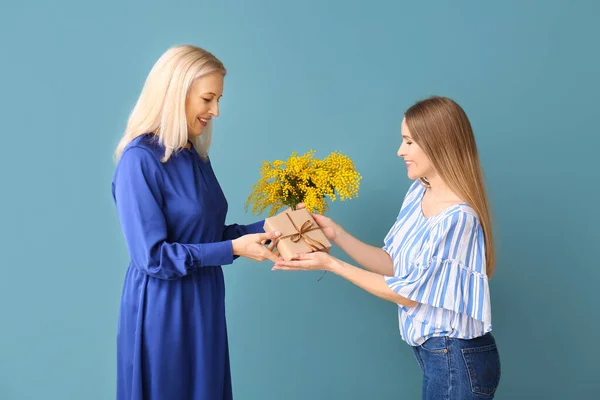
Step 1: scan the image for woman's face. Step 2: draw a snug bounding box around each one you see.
[397,118,434,181]
[185,72,224,137]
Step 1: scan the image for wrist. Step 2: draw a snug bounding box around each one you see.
[328,257,344,274]
[231,239,239,256]
[333,226,347,244]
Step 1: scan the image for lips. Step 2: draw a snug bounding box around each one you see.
[198,117,209,127]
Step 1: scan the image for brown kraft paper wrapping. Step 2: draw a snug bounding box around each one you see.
[263,209,332,261]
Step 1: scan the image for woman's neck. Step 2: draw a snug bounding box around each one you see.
[424,174,461,202]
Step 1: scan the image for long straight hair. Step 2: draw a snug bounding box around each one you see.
[405,96,496,277]
[114,45,226,163]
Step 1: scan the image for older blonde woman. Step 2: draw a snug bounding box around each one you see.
[112,45,281,400]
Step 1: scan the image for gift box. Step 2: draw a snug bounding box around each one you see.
[264,209,332,261]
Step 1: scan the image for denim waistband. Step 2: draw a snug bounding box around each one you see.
[417,332,496,350]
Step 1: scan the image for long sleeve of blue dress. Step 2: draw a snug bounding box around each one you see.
[112,135,264,400]
[223,221,265,240]
[113,146,263,279]
[222,221,265,260]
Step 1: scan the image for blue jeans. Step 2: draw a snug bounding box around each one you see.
[412,333,501,399]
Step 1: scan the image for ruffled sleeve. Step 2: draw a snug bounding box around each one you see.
[384,209,491,327]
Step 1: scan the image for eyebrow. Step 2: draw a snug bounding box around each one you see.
[402,135,413,139]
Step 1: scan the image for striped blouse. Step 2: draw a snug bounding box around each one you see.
[382,180,492,346]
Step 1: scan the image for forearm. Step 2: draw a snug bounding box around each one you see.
[334,230,394,275]
[222,220,265,241]
[127,240,235,280]
[331,260,417,307]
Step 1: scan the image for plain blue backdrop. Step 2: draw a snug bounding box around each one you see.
[1,0,598,399]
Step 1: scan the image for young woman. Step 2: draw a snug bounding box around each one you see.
[273,96,501,399]
[112,45,282,400]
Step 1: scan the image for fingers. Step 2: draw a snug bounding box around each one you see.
[295,203,306,210]
[310,213,328,224]
[262,248,280,263]
[259,231,281,242]
[267,253,280,263]
[271,266,303,271]
[290,253,310,261]
[274,258,312,269]
[267,243,280,259]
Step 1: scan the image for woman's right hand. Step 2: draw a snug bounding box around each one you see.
[311,213,344,242]
[296,203,344,242]
[232,231,282,262]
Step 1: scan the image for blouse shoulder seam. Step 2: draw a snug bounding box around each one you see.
[431,206,480,229]
[121,145,166,187]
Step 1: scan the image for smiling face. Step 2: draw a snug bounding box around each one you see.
[397,117,435,180]
[185,71,224,137]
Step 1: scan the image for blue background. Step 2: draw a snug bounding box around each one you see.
[1,0,598,399]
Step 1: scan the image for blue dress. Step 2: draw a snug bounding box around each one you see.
[111,134,264,400]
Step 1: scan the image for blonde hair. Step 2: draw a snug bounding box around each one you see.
[114,44,226,163]
[405,96,496,277]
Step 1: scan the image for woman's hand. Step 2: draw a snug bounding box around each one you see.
[295,203,343,242]
[271,251,341,272]
[254,203,309,257]
[232,231,282,262]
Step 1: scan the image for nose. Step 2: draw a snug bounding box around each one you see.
[210,102,219,117]
[397,145,405,158]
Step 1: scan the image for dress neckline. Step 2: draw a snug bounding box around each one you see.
[418,183,467,220]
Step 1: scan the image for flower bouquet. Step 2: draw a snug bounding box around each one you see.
[245,150,361,217]
[245,150,361,264]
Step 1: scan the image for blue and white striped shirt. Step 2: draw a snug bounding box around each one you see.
[382,180,492,346]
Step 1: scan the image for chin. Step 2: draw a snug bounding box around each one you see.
[189,129,204,137]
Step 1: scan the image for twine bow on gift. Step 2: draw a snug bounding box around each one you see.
[273,212,329,282]
[277,213,327,252]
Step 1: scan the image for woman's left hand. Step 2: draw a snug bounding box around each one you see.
[262,203,307,253]
[272,251,340,272]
